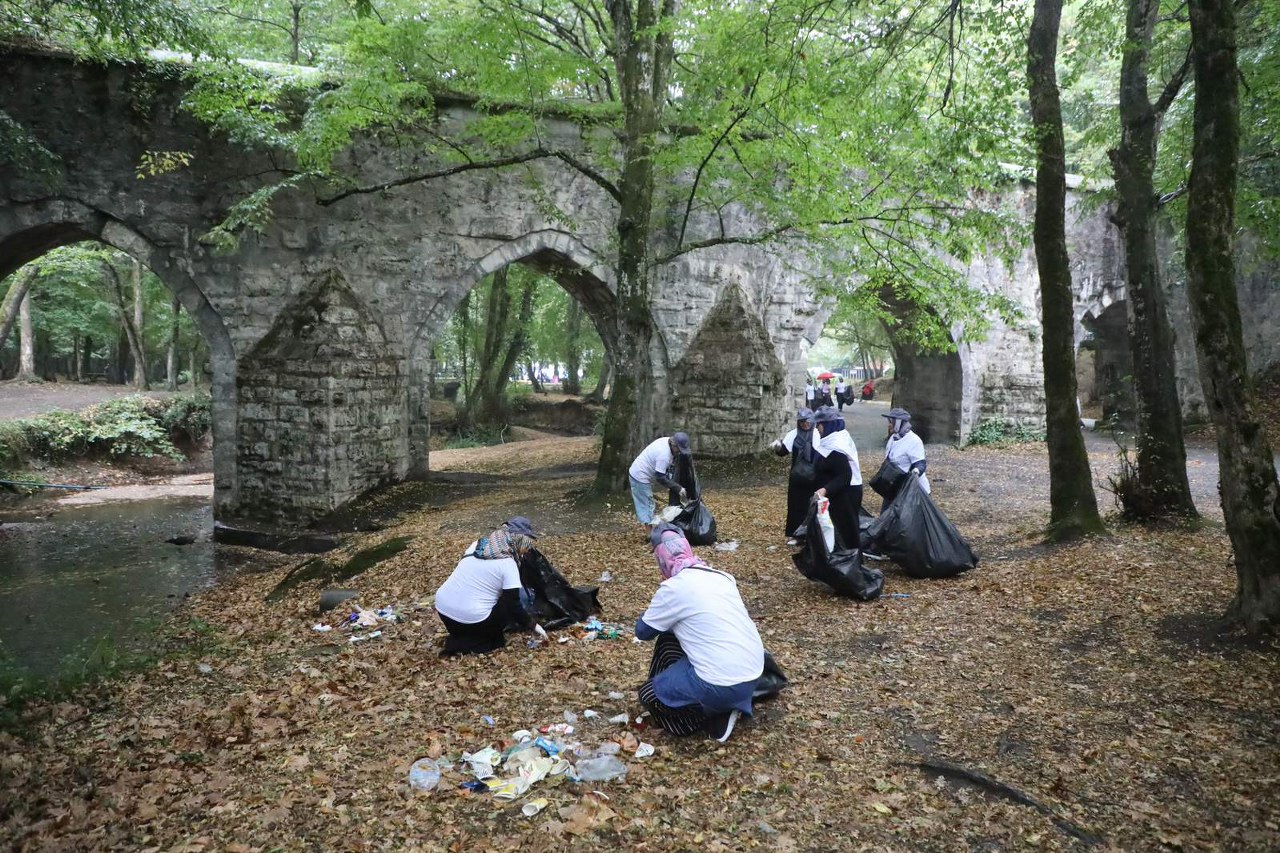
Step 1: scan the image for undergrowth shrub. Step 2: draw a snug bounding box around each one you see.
[967,418,1047,446]
[445,424,509,448]
[0,392,211,466]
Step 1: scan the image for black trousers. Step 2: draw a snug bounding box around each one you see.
[785,473,815,537]
[828,484,864,550]
[438,609,507,656]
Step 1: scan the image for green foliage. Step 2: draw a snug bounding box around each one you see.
[0,0,211,59]
[0,394,209,467]
[967,418,1047,447]
[444,424,508,449]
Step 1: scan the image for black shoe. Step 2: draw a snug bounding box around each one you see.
[706,709,742,743]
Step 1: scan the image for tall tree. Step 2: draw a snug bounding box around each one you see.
[465,267,537,425]
[1184,0,1280,633]
[16,291,37,381]
[1028,0,1106,541]
[0,265,38,352]
[562,299,584,396]
[101,259,148,389]
[131,258,148,390]
[1108,0,1197,519]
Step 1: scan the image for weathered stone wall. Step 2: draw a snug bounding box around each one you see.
[236,272,406,525]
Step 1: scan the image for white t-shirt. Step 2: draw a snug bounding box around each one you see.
[836,382,846,395]
[886,431,930,494]
[435,543,522,625]
[640,568,764,686]
[628,437,673,485]
[805,384,815,401]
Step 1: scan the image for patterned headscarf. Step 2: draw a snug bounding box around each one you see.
[474,528,535,560]
[649,524,709,579]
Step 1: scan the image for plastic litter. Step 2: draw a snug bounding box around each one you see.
[597,571,613,583]
[311,624,332,632]
[886,593,911,599]
[196,663,213,674]
[607,713,629,724]
[522,798,550,817]
[482,715,496,726]
[462,746,502,779]
[607,691,625,700]
[459,779,489,793]
[534,737,560,756]
[408,758,442,793]
[351,609,379,628]
[575,755,627,782]
[558,636,571,644]
[511,729,534,742]
[714,540,740,552]
[582,709,599,719]
[564,710,578,724]
[635,742,655,758]
[594,741,621,755]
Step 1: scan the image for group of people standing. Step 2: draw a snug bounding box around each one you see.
[805,377,877,413]
[771,401,928,549]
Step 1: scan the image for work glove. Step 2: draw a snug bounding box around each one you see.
[533,624,548,640]
[678,487,689,503]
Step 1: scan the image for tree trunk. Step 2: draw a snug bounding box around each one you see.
[16,291,36,381]
[1185,0,1280,633]
[290,1,303,64]
[468,268,537,425]
[586,352,613,403]
[563,299,584,395]
[593,0,674,494]
[166,294,180,391]
[72,331,82,382]
[130,258,149,389]
[526,360,544,393]
[189,345,197,389]
[1028,0,1106,541]
[1108,0,1197,520]
[83,334,93,379]
[0,265,38,354]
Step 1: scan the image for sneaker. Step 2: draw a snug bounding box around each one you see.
[706,709,742,743]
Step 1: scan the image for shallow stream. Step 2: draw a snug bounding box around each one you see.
[0,495,219,680]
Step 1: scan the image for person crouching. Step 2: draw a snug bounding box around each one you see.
[634,524,765,742]
[434,516,547,656]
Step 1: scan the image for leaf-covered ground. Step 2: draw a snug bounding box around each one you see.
[2,438,1278,852]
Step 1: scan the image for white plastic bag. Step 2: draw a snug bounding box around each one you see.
[815,496,836,553]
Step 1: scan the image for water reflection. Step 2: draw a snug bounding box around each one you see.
[0,497,218,678]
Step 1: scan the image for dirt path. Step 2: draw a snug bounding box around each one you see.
[0,380,179,422]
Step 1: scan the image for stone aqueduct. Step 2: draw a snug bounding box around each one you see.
[2,49,1275,528]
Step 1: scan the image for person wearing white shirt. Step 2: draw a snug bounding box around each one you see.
[804,382,816,405]
[881,407,930,505]
[435,517,547,655]
[835,379,848,412]
[634,524,765,742]
[628,432,692,529]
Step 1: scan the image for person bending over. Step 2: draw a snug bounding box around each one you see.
[628,432,692,531]
[434,516,546,656]
[634,524,765,742]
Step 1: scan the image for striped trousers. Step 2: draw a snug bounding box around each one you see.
[637,633,709,737]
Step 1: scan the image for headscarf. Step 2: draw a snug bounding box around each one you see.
[883,407,913,439]
[649,523,709,579]
[812,405,860,483]
[473,528,535,560]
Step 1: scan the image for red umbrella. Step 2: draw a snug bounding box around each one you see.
[816,371,836,380]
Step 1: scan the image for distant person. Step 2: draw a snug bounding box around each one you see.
[861,379,875,402]
[811,406,863,550]
[770,408,818,546]
[804,381,816,406]
[881,407,930,507]
[628,432,692,530]
[435,517,547,656]
[635,524,765,742]
[818,380,834,408]
[835,378,848,412]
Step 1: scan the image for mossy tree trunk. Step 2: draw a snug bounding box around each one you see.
[1108,0,1197,520]
[1027,0,1106,541]
[1185,0,1280,634]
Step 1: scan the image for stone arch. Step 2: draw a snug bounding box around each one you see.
[235,269,407,525]
[0,199,241,514]
[404,229,623,475]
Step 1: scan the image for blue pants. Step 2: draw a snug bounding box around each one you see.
[629,475,655,524]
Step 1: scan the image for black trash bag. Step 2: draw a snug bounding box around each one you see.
[791,503,884,600]
[672,499,718,546]
[513,548,603,631]
[753,651,790,699]
[859,505,876,545]
[667,452,701,504]
[864,474,978,579]
[867,457,908,500]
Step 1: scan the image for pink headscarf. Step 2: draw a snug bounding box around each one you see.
[653,528,709,579]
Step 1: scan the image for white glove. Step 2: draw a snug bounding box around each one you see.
[533,624,548,640]
[678,487,689,503]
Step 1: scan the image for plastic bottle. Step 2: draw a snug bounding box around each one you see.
[408,758,442,792]
[575,755,627,782]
